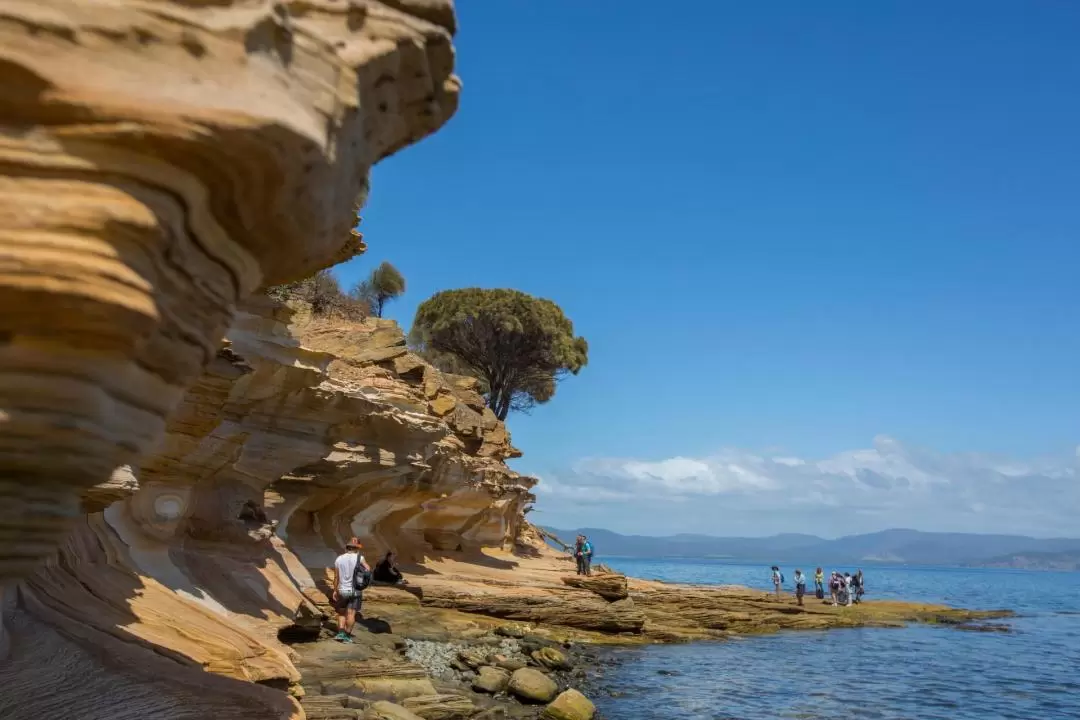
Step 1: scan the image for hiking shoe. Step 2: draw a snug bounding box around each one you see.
[333,631,347,642]
[339,634,354,644]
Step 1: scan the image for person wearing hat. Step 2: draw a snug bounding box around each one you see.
[331,537,370,643]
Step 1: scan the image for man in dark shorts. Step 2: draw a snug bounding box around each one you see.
[331,537,369,643]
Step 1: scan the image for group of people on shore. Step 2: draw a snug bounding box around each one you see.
[772,566,865,607]
[330,538,409,643]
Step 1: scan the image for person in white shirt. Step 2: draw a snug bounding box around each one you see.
[331,537,370,643]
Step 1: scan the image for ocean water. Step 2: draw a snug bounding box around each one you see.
[591,558,1080,720]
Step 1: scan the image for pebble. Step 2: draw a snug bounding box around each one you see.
[404,638,528,680]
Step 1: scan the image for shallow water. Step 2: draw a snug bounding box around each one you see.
[592,558,1080,720]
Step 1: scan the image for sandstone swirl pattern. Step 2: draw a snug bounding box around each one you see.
[1,297,537,719]
[0,0,459,581]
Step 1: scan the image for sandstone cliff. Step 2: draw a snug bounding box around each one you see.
[1,298,538,719]
[0,0,460,581]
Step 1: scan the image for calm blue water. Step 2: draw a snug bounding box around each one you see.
[590,558,1080,720]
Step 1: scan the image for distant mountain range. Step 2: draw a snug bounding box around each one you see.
[545,527,1080,569]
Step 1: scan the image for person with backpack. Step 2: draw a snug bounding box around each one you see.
[574,535,594,576]
[814,567,825,600]
[829,571,841,606]
[842,572,854,606]
[770,566,784,599]
[330,537,371,643]
[793,569,807,606]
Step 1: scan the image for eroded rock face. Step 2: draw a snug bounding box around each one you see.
[0,0,459,581]
[0,296,537,718]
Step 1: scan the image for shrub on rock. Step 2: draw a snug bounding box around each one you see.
[508,668,558,704]
[541,690,596,720]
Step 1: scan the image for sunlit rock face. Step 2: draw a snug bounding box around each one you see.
[0,296,537,719]
[0,0,459,581]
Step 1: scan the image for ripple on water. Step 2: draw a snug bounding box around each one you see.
[590,562,1080,720]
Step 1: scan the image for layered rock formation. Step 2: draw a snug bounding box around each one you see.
[1,296,539,719]
[0,0,460,581]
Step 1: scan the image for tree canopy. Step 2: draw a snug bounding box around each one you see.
[411,288,588,420]
[352,261,406,318]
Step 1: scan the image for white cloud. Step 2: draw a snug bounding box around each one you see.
[534,436,1080,537]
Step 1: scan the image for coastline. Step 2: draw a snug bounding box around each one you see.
[286,545,1013,718]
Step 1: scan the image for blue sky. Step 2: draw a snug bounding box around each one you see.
[336,1,1080,537]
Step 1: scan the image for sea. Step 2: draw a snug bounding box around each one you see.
[590,558,1080,720]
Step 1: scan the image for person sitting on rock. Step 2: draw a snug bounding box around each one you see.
[330,537,370,643]
[373,551,408,585]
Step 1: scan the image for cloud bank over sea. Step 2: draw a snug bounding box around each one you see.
[534,436,1080,538]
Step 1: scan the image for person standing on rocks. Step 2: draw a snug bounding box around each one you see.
[770,566,784,599]
[814,567,825,600]
[793,569,807,606]
[330,537,370,643]
[574,535,594,576]
[854,569,865,603]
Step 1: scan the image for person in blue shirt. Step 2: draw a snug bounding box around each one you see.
[793,569,807,606]
[574,535,594,576]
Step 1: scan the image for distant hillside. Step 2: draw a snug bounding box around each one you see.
[970,551,1080,571]
[545,527,1080,568]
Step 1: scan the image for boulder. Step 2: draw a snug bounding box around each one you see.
[494,656,528,672]
[495,624,529,639]
[363,701,426,720]
[401,694,475,720]
[456,648,489,670]
[541,690,596,720]
[561,574,629,602]
[508,668,559,704]
[531,647,572,671]
[472,666,511,694]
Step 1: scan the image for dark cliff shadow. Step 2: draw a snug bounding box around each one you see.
[1,518,298,720]
[416,547,520,571]
[356,617,392,634]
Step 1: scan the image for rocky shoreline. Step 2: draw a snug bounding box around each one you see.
[282,557,1012,720]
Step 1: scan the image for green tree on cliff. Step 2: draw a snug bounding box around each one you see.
[411,288,588,420]
[351,261,406,318]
